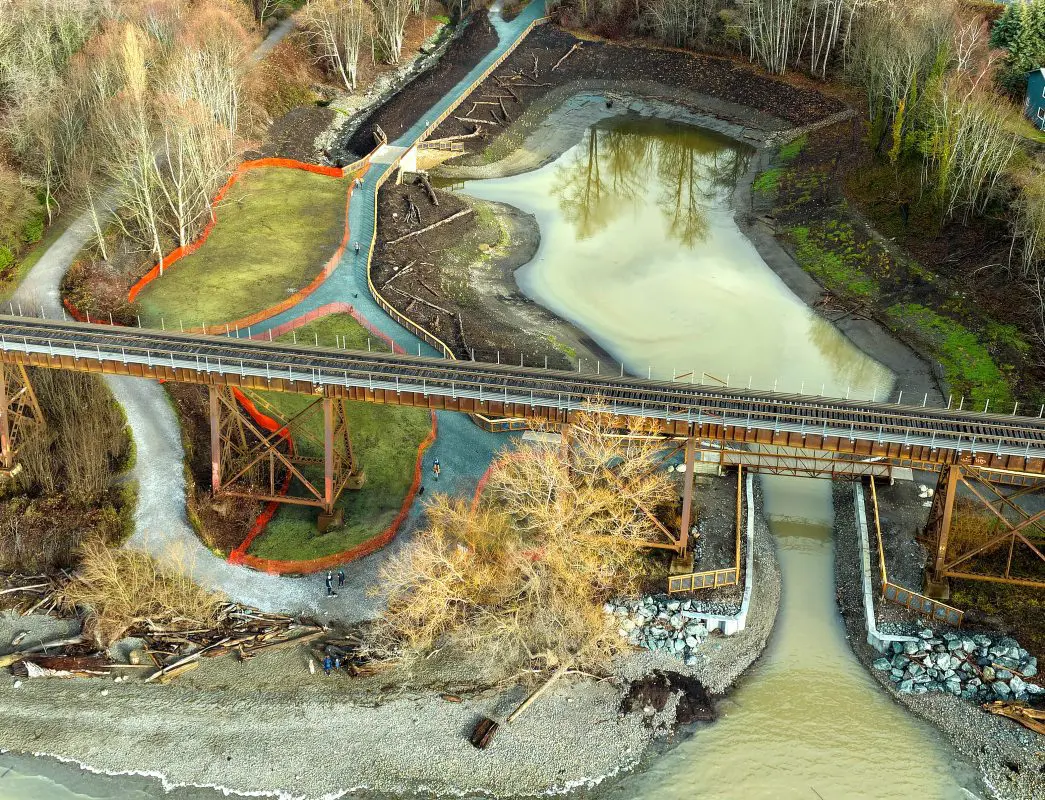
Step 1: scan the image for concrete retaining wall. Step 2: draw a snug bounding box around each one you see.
[853,483,920,654]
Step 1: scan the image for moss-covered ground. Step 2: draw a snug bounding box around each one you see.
[244,314,432,562]
[134,168,348,328]
[753,124,1034,409]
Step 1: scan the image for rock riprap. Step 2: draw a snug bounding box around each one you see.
[872,628,1042,702]
[604,596,737,665]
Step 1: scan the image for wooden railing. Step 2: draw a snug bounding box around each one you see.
[668,568,739,593]
[869,477,964,626]
[362,15,551,431]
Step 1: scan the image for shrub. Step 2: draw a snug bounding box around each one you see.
[372,409,676,677]
[63,538,226,645]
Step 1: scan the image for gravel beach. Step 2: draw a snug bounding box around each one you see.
[0,474,782,799]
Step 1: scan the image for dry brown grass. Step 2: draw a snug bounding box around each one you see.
[16,368,131,504]
[63,538,226,645]
[946,498,998,560]
[0,368,133,573]
[373,408,675,678]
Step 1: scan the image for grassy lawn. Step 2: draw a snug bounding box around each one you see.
[134,168,348,328]
[245,314,432,562]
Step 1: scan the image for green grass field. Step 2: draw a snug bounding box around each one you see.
[244,314,432,562]
[134,168,348,328]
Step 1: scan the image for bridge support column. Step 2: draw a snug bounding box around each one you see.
[208,387,364,531]
[0,362,44,474]
[678,436,696,553]
[925,465,959,597]
[924,464,1045,595]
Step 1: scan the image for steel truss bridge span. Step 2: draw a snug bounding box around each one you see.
[1,317,1045,474]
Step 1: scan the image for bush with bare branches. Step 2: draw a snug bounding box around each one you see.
[373,409,676,677]
[63,538,226,645]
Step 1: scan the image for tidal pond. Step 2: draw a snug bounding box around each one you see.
[452,115,985,799]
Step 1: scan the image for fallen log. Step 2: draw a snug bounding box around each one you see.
[983,701,1045,735]
[416,277,441,299]
[419,174,439,206]
[386,208,473,245]
[144,636,230,683]
[423,128,484,145]
[0,636,85,669]
[470,661,572,749]
[455,116,498,127]
[551,43,581,71]
[382,262,415,290]
[388,286,453,316]
[239,628,326,659]
[157,659,200,684]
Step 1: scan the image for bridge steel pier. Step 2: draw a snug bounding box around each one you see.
[208,387,364,531]
[0,362,44,473]
[924,464,1045,595]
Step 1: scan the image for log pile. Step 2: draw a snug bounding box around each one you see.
[1,597,338,683]
[140,604,327,682]
[0,573,69,616]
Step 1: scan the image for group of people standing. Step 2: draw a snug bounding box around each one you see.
[320,457,443,600]
[324,569,345,597]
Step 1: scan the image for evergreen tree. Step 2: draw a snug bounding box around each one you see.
[992,0,1045,96]
[990,0,1024,52]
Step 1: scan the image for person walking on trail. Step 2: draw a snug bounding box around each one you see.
[325,572,335,597]
[337,568,345,589]
[432,458,441,481]
[323,655,333,676]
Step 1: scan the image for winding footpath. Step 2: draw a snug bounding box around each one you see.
[10,1,546,620]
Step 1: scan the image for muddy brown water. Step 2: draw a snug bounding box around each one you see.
[0,118,986,799]
[455,116,985,799]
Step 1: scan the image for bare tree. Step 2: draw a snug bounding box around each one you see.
[371,0,410,64]
[373,409,676,677]
[302,0,373,90]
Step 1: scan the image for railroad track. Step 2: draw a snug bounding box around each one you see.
[1,315,1045,464]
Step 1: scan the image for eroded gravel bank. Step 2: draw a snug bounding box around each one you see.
[833,482,1045,800]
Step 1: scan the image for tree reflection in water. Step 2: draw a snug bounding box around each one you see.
[551,118,750,245]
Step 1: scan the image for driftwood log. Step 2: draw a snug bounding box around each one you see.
[386,208,473,245]
[419,174,439,206]
[552,43,581,71]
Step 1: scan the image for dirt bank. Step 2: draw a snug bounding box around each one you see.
[374,179,613,367]
[336,11,499,160]
[832,482,1045,800]
[428,23,842,153]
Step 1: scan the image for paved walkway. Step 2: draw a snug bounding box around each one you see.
[11,1,545,618]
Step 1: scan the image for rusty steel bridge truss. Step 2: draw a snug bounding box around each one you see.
[0,315,1043,590]
[0,361,44,472]
[208,388,364,530]
[923,465,1045,591]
